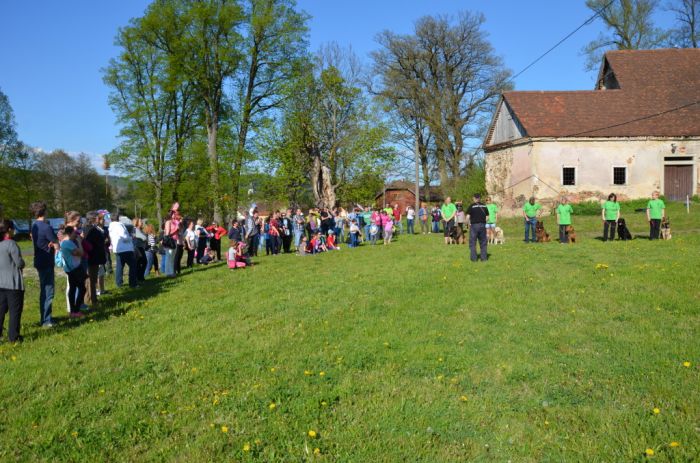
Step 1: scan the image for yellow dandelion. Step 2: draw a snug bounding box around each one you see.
[10,355,16,361]
[436,374,444,380]
[544,420,550,426]
[438,357,443,362]
[71,431,78,438]
[98,389,105,394]
[221,425,229,433]
[269,402,277,410]
[321,401,328,407]
[242,442,251,452]
[191,367,198,373]
[459,395,468,402]
[383,342,390,347]
[319,371,326,377]
[653,407,660,415]
[645,448,654,456]
[682,361,691,368]
[270,367,276,372]
[669,441,680,447]
[304,370,313,376]
[209,423,215,428]
[313,447,321,455]
[308,430,317,438]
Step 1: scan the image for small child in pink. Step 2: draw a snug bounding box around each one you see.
[383,217,394,245]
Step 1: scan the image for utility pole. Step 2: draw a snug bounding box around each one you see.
[414,136,420,213]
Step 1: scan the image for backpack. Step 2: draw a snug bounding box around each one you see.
[54,248,72,272]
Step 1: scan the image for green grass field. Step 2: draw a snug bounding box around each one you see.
[1,203,699,461]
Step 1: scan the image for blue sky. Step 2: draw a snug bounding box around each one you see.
[0,1,673,172]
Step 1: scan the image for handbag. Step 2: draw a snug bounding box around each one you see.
[162,235,177,249]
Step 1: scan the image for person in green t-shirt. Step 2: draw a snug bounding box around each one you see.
[522,196,541,243]
[646,191,666,240]
[556,197,574,243]
[601,193,620,241]
[441,197,457,245]
[485,197,499,243]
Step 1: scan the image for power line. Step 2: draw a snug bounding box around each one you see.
[510,0,616,82]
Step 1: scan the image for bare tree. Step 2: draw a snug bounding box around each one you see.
[667,0,699,47]
[372,12,510,187]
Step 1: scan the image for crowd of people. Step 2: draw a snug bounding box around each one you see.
[0,191,672,344]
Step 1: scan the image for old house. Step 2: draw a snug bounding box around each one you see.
[374,180,443,210]
[484,48,700,216]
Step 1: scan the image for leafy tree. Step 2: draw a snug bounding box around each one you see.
[583,0,668,69]
[273,45,394,208]
[228,0,309,214]
[667,0,699,47]
[104,19,200,225]
[141,0,246,223]
[0,87,18,163]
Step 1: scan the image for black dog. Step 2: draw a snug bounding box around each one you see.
[617,218,633,241]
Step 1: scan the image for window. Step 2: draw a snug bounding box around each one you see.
[613,166,627,185]
[392,193,400,200]
[562,167,576,186]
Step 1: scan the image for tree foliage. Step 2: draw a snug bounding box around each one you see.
[272,44,395,209]
[583,0,668,69]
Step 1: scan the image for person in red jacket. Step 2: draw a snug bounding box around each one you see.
[206,222,227,261]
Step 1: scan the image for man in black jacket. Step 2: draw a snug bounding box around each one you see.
[465,193,489,262]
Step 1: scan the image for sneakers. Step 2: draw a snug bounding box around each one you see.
[42,322,55,329]
[69,311,85,319]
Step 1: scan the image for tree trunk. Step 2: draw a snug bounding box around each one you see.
[155,183,163,226]
[311,151,336,209]
[435,142,449,188]
[207,118,222,223]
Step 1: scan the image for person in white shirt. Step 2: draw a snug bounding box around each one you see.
[406,206,416,235]
[108,211,137,288]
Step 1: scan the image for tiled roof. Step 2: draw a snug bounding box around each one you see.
[487,48,700,143]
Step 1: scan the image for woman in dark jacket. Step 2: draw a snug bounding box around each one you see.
[83,212,107,307]
[0,220,25,343]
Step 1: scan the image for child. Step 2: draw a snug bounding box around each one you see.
[298,236,309,256]
[383,215,394,245]
[60,226,86,318]
[349,219,360,248]
[326,230,339,250]
[369,223,379,245]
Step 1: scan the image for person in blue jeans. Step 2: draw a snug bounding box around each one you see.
[108,211,138,288]
[30,202,58,328]
[522,196,542,243]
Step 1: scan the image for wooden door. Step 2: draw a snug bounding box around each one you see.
[664,165,693,201]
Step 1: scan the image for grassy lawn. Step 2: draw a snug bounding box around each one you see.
[1,203,698,461]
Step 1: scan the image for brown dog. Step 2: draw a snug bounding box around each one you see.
[535,221,551,243]
[661,217,672,240]
[565,225,577,243]
[449,225,466,244]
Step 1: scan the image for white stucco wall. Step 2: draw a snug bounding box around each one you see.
[486,137,700,216]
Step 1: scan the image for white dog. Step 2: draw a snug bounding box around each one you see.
[492,226,505,245]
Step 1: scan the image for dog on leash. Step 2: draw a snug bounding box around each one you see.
[617,218,633,241]
[535,221,551,243]
[565,225,577,244]
[661,217,672,240]
[448,225,466,244]
[492,226,505,244]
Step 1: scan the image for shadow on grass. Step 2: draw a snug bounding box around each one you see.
[22,261,226,343]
